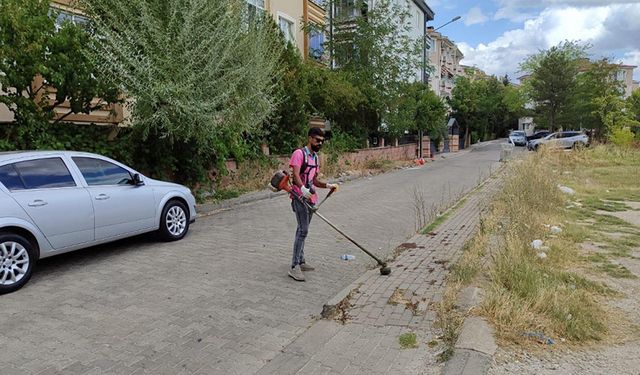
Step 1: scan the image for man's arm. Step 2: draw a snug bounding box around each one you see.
[313,175,327,189]
[314,176,339,191]
[292,164,304,188]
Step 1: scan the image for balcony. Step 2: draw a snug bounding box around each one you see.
[307,0,326,25]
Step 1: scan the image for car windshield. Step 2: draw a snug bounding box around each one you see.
[544,133,557,139]
[511,131,525,136]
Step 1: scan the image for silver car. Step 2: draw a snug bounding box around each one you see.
[0,151,197,294]
[508,130,527,146]
[527,131,589,151]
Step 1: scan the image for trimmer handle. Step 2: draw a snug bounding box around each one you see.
[311,186,336,212]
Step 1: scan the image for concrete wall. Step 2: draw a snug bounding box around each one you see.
[226,143,420,172]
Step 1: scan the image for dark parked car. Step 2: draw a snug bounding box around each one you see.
[526,130,551,141]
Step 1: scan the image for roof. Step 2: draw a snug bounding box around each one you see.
[0,150,102,163]
[413,0,435,21]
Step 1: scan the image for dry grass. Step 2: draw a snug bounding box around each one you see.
[477,145,640,345]
[436,146,636,347]
[434,281,465,361]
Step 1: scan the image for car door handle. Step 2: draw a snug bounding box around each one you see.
[95,194,110,200]
[27,199,48,207]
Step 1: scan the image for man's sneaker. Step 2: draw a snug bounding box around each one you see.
[300,263,315,271]
[288,265,305,281]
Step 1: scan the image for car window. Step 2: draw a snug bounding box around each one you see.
[12,157,76,189]
[0,164,25,190]
[73,157,133,186]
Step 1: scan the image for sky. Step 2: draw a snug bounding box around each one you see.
[424,0,640,82]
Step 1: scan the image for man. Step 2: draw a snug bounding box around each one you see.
[288,127,339,281]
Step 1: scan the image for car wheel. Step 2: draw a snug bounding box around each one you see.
[572,142,584,150]
[159,200,190,241]
[0,233,37,295]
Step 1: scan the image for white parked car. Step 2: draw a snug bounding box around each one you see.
[508,130,527,146]
[527,131,589,151]
[0,151,197,294]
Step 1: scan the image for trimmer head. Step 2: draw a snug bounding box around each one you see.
[269,170,291,192]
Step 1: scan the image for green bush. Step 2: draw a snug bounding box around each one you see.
[609,127,635,147]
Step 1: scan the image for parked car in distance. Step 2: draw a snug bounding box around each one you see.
[526,130,551,141]
[509,130,527,146]
[0,151,197,294]
[527,131,589,151]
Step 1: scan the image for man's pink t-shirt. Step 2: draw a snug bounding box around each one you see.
[289,147,319,204]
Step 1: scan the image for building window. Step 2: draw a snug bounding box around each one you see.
[335,0,359,19]
[278,14,295,44]
[308,29,325,61]
[246,0,265,19]
[50,8,90,31]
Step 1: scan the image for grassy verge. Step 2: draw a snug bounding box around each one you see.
[439,145,640,349]
[204,154,412,204]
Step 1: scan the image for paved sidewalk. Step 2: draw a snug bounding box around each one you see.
[256,170,505,375]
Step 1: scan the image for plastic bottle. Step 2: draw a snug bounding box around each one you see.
[340,254,355,261]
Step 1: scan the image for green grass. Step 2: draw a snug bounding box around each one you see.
[421,196,469,234]
[212,188,243,201]
[580,197,630,212]
[597,263,637,279]
[364,158,394,171]
[398,332,419,349]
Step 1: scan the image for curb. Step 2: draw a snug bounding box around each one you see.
[442,316,497,375]
[320,270,371,319]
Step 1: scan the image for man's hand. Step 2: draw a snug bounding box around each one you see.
[301,186,313,199]
[327,183,339,192]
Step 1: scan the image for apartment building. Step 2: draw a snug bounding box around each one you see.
[329,0,434,82]
[459,64,487,81]
[0,0,124,125]
[258,0,327,63]
[425,28,464,98]
[616,64,638,98]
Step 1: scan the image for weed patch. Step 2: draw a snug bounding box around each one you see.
[398,332,419,349]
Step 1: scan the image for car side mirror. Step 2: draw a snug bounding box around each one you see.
[133,173,145,186]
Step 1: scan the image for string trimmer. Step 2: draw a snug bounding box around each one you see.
[269,170,391,276]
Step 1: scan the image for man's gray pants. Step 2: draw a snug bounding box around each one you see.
[291,198,313,268]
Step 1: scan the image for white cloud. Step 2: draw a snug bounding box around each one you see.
[464,7,489,25]
[493,0,639,21]
[459,4,640,81]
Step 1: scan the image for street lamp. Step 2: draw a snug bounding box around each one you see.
[433,16,461,31]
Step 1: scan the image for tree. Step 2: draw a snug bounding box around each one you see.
[263,41,310,155]
[0,0,120,148]
[81,0,283,160]
[571,59,623,139]
[627,89,640,122]
[328,0,422,139]
[449,75,520,144]
[389,82,446,142]
[520,41,588,131]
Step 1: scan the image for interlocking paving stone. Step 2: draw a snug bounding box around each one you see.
[260,146,508,374]
[0,142,509,375]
